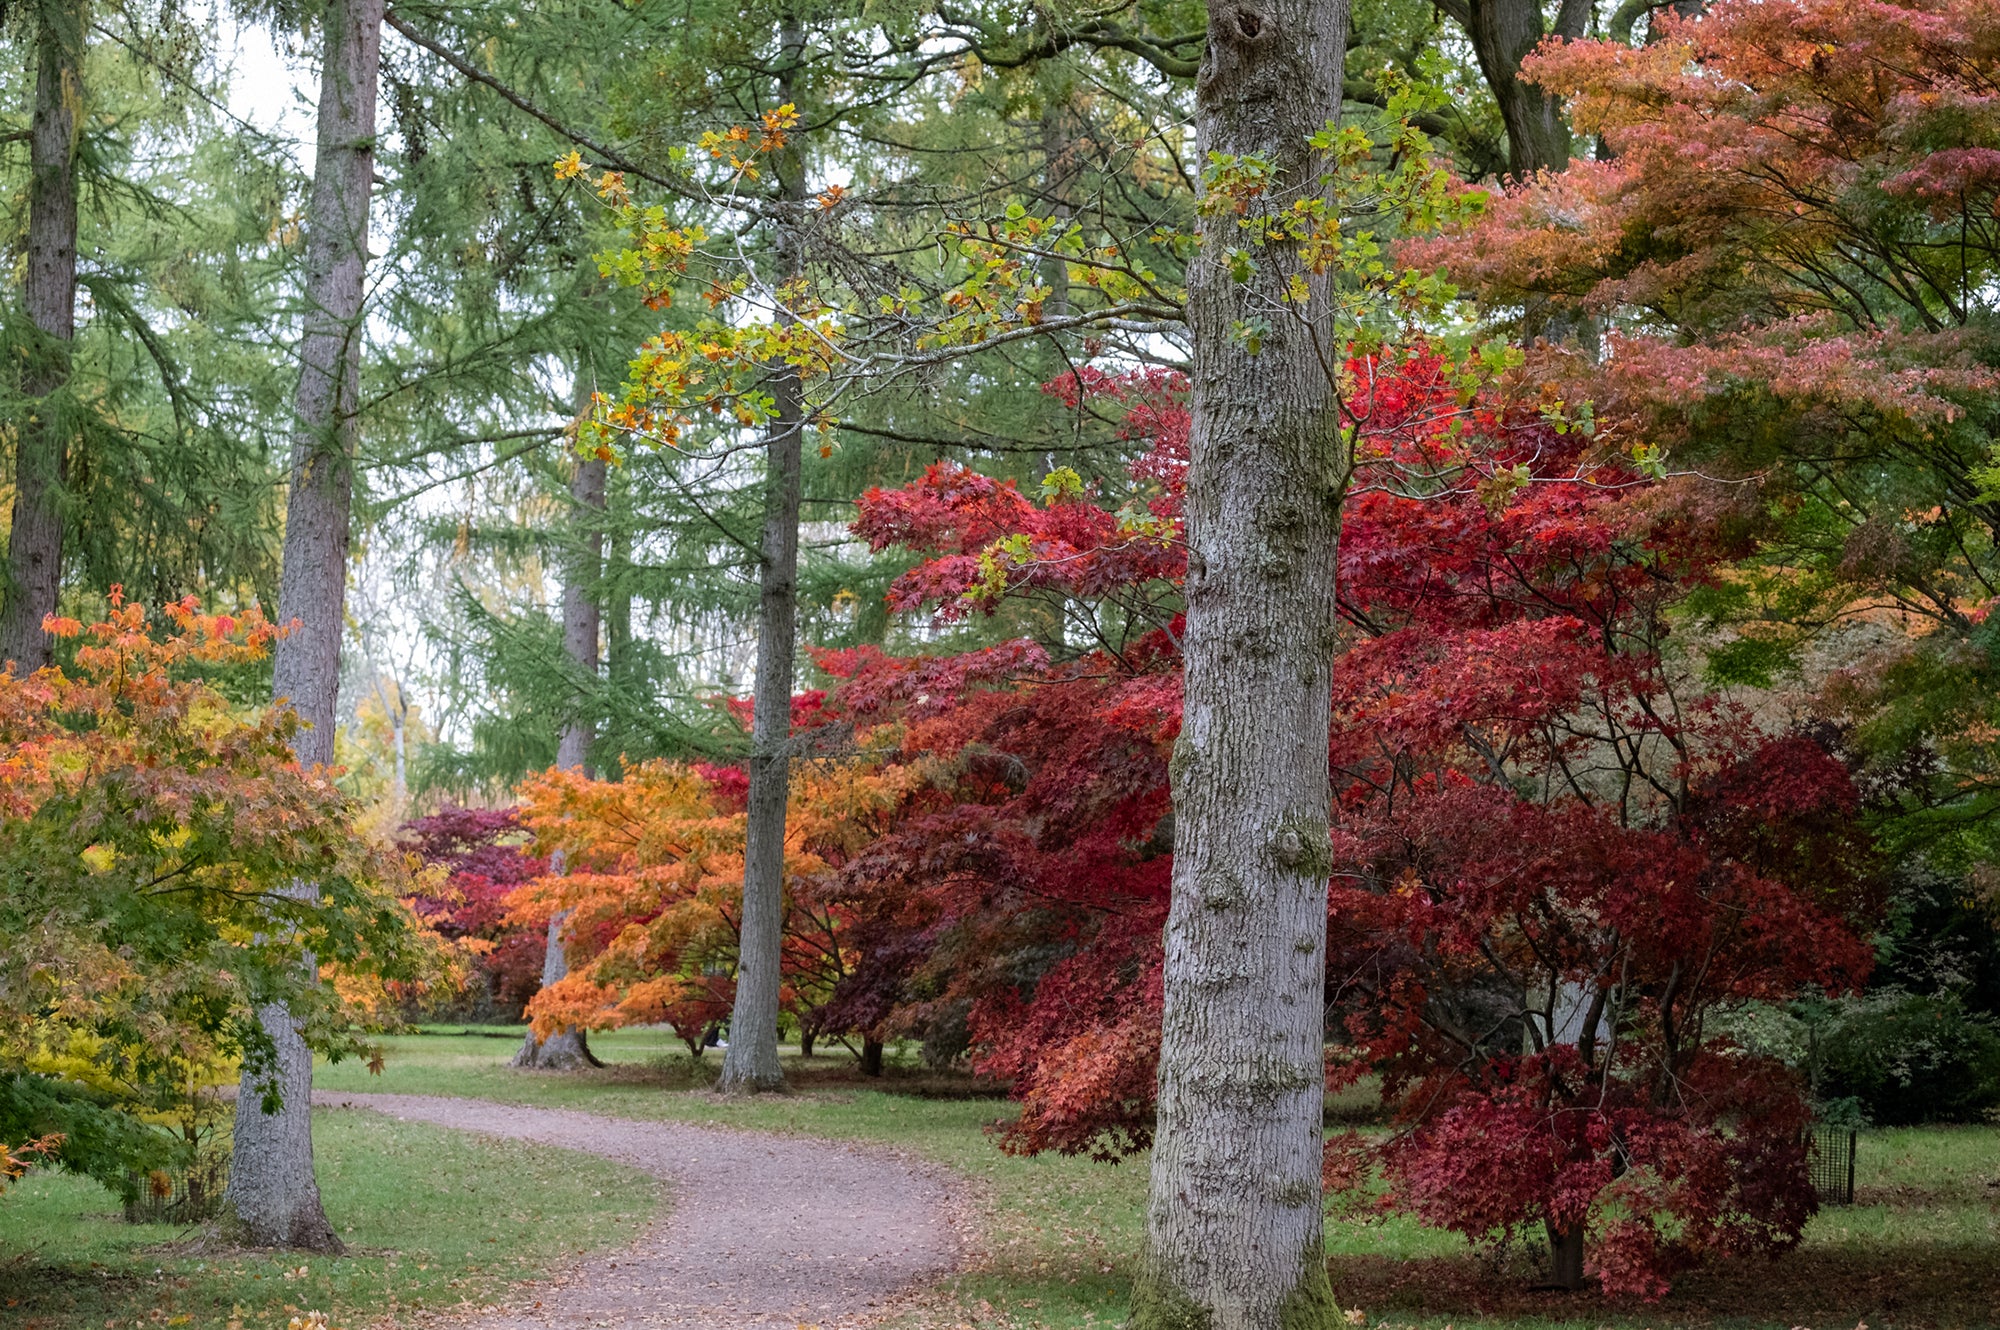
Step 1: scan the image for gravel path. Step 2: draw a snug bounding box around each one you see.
[321,1092,964,1330]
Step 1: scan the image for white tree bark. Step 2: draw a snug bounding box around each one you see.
[1130,1,1351,1325]
[224,0,382,1252]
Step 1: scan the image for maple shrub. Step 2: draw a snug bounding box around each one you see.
[505,742,917,1059]
[1410,0,2000,860]
[400,806,551,1019]
[811,358,1881,1297]
[0,599,425,1193]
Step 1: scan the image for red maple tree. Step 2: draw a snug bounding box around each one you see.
[820,358,1878,1294]
[400,807,551,1017]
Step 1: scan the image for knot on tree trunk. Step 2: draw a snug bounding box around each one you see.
[1226,5,1271,42]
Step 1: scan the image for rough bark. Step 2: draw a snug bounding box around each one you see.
[1128,1,1350,1327]
[226,998,340,1251]
[1,0,81,674]
[514,437,605,1071]
[224,0,383,1253]
[717,16,807,1096]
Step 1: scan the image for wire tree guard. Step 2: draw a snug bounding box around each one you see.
[1809,1125,1857,1207]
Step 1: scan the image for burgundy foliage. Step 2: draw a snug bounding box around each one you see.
[808,357,1878,1295]
[400,806,550,1016]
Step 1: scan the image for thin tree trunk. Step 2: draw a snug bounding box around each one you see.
[1,0,81,674]
[1037,64,1079,324]
[1544,1220,1587,1289]
[860,1036,883,1078]
[390,687,407,799]
[514,419,606,1072]
[718,15,807,1096]
[1129,1,1349,1326]
[555,446,605,775]
[606,512,632,689]
[225,0,383,1254]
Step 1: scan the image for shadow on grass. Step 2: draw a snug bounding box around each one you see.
[1332,1240,2000,1328]
[3,1259,205,1329]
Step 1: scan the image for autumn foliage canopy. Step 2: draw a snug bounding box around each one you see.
[0,598,424,1188]
[822,357,1874,1297]
[418,0,2000,1294]
[482,335,1885,1297]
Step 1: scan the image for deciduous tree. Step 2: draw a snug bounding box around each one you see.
[0,599,418,1199]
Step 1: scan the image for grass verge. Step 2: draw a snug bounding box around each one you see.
[315,1027,2000,1330]
[0,1106,658,1330]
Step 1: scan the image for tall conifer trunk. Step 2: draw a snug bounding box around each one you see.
[718,15,807,1095]
[2,0,81,673]
[223,0,381,1252]
[513,411,604,1071]
[1129,1,1349,1325]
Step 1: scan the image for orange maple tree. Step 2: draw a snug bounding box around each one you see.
[507,740,917,1056]
[0,596,425,1188]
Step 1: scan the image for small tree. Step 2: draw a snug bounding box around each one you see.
[400,807,551,1018]
[0,598,420,1195]
[505,748,916,1059]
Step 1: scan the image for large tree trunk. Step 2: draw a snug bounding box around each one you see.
[514,430,605,1072]
[1128,1,1349,1326]
[224,0,382,1254]
[511,910,600,1069]
[1442,0,1596,350]
[718,17,807,1096]
[1,0,81,674]
[1444,0,1589,178]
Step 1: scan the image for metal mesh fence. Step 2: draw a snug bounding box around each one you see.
[1808,1125,1856,1206]
[122,1148,229,1225]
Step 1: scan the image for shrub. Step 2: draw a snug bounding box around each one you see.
[1817,991,2000,1125]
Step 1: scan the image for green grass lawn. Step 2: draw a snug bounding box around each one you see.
[315,1027,2000,1330]
[9,1027,1995,1330]
[0,1105,658,1330]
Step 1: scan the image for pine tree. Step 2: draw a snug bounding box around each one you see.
[224,0,383,1252]
[1,0,83,670]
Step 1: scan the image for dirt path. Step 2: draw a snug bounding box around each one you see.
[321,1092,964,1330]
